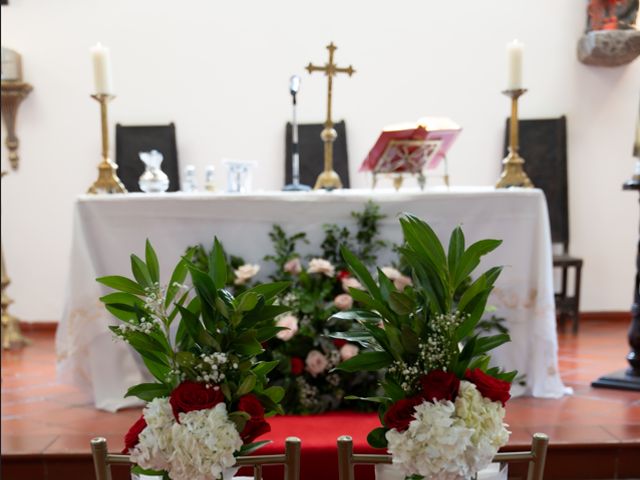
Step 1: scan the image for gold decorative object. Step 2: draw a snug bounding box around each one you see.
[1,174,29,350]
[496,89,534,189]
[306,42,355,190]
[1,81,33,171]
[87,94,127,194]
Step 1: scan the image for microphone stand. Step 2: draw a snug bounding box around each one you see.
[284,75,310,191]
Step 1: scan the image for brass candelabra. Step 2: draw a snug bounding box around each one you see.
[496,89,534,189]
[87,94,127,194]
[1,173,29,349]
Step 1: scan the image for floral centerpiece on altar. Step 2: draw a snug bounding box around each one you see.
[260,202,389,413]
[187,202,389,414]
[333,214,517,480]
[98,239,290,480]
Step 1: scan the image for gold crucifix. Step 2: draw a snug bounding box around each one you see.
[306,42,355,190]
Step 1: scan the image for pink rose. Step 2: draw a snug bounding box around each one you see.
[305,350,328,377]
[307,258,335,277]
[283,257,302,275]
[341,277,363,292]
[339,343,359,361]
[334,293,353,311]
[394,275,413,291]
[275,314,299,341]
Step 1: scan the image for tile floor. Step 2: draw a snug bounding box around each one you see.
[1,319,640,479]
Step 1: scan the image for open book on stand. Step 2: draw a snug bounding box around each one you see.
[361,117,461,188]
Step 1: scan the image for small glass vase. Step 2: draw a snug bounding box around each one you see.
[138,150,170,193]
[223,160,255,193]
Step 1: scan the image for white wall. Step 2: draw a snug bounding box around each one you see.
[1,0,638,321]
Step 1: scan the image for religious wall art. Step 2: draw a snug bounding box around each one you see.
[578,0,640,66]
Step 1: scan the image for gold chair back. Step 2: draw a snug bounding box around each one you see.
[337,432,548,480]
[90,436,301,480]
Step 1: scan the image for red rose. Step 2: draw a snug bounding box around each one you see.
[465,368,511,406]
[290,357,304,375]
[169,381,224,421]
[237,394,271,443]
[419,370,460,403]
[337,270,351,280]
[332,338,347,349]
[122,415,146,453]
[383,396,423,432]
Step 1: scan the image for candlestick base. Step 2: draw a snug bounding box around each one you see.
[283,182,311,192]
[314,126,343,190]
[496,88,534,189]
[496,150,534,188]
[87,156,127,194]
[314,169,342,190]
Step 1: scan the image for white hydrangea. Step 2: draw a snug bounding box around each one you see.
[168,403,242,480]
[455,381,510,473]
[385,383,509,480]
[131,397,175,472]
[386,400,473,479]
[131,399,243,480]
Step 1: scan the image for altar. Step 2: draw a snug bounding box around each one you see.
[56,187,568,411]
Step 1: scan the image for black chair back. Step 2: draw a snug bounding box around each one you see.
[504,116,569,248]
[285,120,350,188]
[115,123,180,192]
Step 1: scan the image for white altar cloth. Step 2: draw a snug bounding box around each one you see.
[56,187,568,411]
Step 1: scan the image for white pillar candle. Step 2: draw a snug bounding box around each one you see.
[506,39,523,90]
[91,42,113,95]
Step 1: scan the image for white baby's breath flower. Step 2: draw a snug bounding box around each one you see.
[307,258,335,277]
[234,264,260,285]
[276,314,299,341]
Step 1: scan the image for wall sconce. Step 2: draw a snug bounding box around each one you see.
[1,46,33,170]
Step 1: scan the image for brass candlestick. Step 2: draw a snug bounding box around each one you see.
[306,42,355,190]
[1,81,33,171]
[87,94,127,194]
[496,88,534,189]
[1,173,29,350]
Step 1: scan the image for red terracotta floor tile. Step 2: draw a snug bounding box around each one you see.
[602,423,640,442]
[525,425,619,445]
[0,433,58,455]
[44,432,125,454]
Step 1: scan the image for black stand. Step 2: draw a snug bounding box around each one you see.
[283,76,310,192]
[592,178,640,391]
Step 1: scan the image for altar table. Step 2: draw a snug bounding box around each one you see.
[56,187,568,411]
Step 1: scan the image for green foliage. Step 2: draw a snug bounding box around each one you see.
[332,214,517,447]
[98,238,289,415]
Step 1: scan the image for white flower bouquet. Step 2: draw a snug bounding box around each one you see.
[98,238,290,480]
[333,214,517,480]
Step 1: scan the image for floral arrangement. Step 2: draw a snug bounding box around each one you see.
[333,214,516,480]
[187,202,388,414]
[259,202,389,414]
[98,239,290,480]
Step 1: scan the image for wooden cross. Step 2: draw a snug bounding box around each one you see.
[306,42,355,128]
